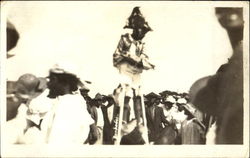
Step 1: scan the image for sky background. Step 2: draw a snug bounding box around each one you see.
[4,1,233,97]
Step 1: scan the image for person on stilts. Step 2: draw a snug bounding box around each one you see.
[112,7,155,145]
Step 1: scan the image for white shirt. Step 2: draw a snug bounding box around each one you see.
[47,94,94,144]
[96,107,104,127]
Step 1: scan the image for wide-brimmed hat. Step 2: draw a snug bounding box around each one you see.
[145,92,161,102]
[177,98,187,104]
[49,62,90,90]
[14,74,47,99]
[123,7,153,32]
[163,95,176,104]
[159,90,173,97]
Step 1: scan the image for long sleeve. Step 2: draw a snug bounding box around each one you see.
[113,34,130,67]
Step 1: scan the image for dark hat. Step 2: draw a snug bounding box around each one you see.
[93,93,104,101]
[123,7,153,32]
[215,8,243,29]
[145,92,161,100]
[159,90,175,97]
[49,62,91,90]
[7,20,19,55]
[143,95,148,102]
[15,74,47,99]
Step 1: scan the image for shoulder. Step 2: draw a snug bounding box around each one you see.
[121,33,130,38]
[58,94,86,108]
[156,106,163,110]
[121,33,133,43]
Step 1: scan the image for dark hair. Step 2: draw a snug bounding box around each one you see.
[49,72,79,92]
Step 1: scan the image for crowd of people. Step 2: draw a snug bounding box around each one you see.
[6,66,209,145]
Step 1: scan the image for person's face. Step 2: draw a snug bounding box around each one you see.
[153,98,160,106]
[132,28,146,40]
[177,110,188,122]
[164,102,173,110]
[47,74,65,96]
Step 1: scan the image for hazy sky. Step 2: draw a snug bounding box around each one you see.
[4,1,233,97]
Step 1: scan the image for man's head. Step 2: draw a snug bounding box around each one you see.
[152,98,161,106]
[215,8,243,30]
[215,8,243,48]
[92,93,104,107]
[145,92,161,107]
[47,72,79,97]
[163,95,176,110]
[47,62,82,97]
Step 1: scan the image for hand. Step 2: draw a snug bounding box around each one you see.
[137,124,147,134]
[121,119,137,135]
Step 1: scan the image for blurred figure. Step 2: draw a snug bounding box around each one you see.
[7,20,19,57]
[100,94,116,144]
[189,8,244,144]
[179,102,205,144]
[87,93,105,144]
[45,62,94,144]
[161,95,176,124]
[19,89,52,144]
[5,73,47,144]
[7,74,47,121]
[79,84,92,108]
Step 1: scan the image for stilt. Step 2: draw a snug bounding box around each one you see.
[113,86,125,145]
[138,87,149,144]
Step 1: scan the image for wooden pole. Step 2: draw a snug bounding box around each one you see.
[139,87,149,144]
[113,86,125,145]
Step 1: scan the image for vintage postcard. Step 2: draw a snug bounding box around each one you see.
[0,1,249,157]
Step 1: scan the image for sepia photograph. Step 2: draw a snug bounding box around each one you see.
[0,1,249,157]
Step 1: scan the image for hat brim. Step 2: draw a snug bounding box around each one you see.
[14,78,47,100]
[123,25,153,32]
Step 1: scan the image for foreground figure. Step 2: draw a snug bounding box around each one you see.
[46,63,95,144]
[189,8,244,144]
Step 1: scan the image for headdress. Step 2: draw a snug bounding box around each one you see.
[123,7,153,32]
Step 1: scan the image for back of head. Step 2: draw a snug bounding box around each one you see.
[15,73,40,99]
[48,62,82,97]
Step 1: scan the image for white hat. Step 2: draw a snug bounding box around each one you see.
[49,62,90,89]
[166,95,176,103]
[177,98,187,104]
[49,62,79,77]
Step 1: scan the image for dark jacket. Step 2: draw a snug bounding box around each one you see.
[146,105,169,142]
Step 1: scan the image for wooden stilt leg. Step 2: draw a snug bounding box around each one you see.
[139,87,149,145]
[113,86,125,145]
